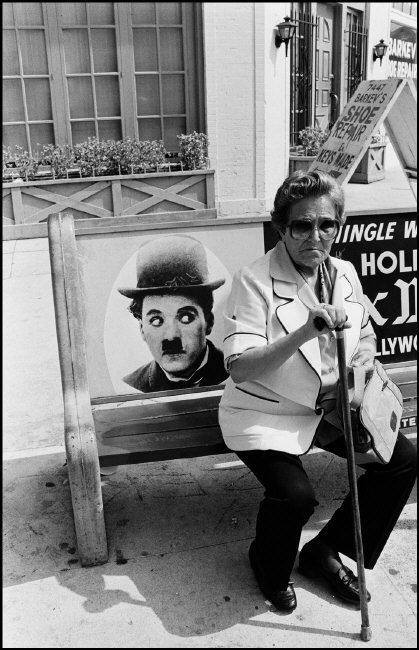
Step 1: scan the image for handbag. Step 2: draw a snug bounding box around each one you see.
[337,359,403,464]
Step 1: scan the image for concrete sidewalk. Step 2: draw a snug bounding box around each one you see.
[3,157,417,648]
[3,446,417,648]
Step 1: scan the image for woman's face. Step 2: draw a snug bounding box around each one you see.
[281,194,338,273]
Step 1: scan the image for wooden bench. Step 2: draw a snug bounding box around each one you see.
[48,211,417,567]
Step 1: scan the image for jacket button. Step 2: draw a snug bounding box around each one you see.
[315,407,322,415]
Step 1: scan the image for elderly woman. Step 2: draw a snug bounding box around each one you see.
[218,170,416,612]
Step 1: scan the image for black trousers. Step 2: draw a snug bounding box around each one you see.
[236,428,417,589]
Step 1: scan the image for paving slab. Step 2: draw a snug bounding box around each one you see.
[14,238,49,252]
[3,252,13,279]
[10,249,52,277]
[344,144,416,213]
[3,273,63,451]
[3,240,17,254]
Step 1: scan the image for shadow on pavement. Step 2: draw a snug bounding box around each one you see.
[3,445,416,642]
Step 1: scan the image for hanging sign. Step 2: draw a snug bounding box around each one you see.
[309,78,408,183]
[388,22,417,81]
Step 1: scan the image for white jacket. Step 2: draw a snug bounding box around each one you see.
[218,240,376,454]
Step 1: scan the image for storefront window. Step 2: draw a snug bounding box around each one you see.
[2,3,54,153]
[2,2,204,154]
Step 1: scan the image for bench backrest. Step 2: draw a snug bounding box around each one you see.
[49,212,270,398]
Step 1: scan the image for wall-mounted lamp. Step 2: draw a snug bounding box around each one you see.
[373,39,389,66]
[275,16,297,57]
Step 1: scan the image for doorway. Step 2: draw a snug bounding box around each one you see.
[315,3,338,130]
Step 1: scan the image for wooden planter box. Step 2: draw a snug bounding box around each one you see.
[3,169,216,240]
[289,154,317,175]
[349,143,386,184]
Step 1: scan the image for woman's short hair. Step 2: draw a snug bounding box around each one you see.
[271,170,346,233]
[128,288,215,322]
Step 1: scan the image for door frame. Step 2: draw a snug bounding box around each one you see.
[314,3,343,130]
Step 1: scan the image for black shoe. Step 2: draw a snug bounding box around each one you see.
[299,544,371,605]
[249,541,297,612]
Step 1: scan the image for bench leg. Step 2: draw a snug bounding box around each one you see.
[65,424,108,567]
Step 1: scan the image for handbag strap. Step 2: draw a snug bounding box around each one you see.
[350,366,367,410]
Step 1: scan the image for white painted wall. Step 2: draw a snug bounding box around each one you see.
[204,2,258,217]
[204,2,290,217]
[365,3,392,81]
[263,3,291,214]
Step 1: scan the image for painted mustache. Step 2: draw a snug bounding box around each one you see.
[161,339,185,355]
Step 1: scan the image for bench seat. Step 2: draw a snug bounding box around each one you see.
[93,375,416,468]
[93,388,229,465]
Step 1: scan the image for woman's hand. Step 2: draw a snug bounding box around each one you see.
[229,304,351,385]
[303,304,351,341]
[350,351,375,380]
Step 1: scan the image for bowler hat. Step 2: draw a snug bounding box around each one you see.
[118,235,225,298]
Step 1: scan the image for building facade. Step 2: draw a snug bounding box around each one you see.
[2,2,417,220]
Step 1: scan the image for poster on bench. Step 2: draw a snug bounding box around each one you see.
[105,233,231,395]
[77,221,266,399]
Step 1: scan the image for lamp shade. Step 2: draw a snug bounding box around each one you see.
[374,39,388,58]
[277,16,297,41]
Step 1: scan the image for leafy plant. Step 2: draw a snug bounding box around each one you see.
[297,126,329,156]
[137,140,167,171]
[39,143,75,178]
[110,138,167,173]
[370,131,386,144]
[3,145,14,168]
[3,145,40,180]
[3,133,208,180]
[177,131,209,170]
[72,137,168,176]
[72,137,115,177]
[111,138,138,174]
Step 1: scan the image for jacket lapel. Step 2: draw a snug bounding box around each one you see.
[269,243,364,374]
[270,243,322,378]
[330,261,364,363]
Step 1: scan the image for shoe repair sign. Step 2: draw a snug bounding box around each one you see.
[310,78,416,184]
[332,211,417,364]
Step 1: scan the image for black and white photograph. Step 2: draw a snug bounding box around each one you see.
[3,2,417,648]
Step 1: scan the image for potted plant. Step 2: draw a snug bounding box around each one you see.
[289,126,329,174]
[349,131,387,184]
[177,131,209,170]
[38,143,75,179]
[2,146,20,181]
[3,132,216,236]
[3,144,41,181]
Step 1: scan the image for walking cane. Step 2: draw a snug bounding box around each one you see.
[336,326,372,642]
[315,318,372,641]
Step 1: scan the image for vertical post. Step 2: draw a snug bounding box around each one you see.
[111,179,123,216]
[48,212,108,566]
[11,185,24,225]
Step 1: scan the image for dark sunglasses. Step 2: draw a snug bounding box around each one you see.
[287,218,339,241]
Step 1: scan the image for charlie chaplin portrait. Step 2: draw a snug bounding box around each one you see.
[118,235,229,393]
